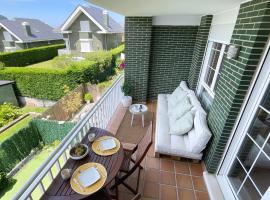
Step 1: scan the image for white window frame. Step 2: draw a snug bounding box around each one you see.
[199,41,227,98]
[80,21,90,32]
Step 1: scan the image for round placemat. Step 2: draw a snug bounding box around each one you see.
[70,162,107,195]
[92,136,121,156]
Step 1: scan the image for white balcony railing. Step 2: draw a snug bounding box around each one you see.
[14,74,124,200]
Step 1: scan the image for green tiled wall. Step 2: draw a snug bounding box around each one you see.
[147,26,198,99]
[124,17,152,102]
[188,15,213,90]
[204,0,270,173]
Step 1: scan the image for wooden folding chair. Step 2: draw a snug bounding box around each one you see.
[111,124,152,197]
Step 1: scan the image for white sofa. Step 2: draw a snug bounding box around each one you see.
[154,81,212,160]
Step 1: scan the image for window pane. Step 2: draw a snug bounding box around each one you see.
[261,85,270,110]
[237,136,260,171]
[80,21,90,32]
[250,152,270,194]
[210,51,220,69]
[228,159,247,192]
[238,178,261,200]
[263,137,270,157]
[248,108,270,147]
[212,42,222,50]
[206,69,215,86]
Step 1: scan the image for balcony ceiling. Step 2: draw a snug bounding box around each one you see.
[88,0,247,16]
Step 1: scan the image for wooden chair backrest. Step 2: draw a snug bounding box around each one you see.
[135,123,152,165]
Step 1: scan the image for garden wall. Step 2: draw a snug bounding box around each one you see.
[0,119,75,173]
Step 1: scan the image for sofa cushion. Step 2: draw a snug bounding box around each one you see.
[167,87,187,109]
[188,91,207,115]
[168,96,192,119]
[188,111,212,153]
[179,81,189,91]
[169,110,195,135]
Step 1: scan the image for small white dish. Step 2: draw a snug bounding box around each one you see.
[100,138,116,151]
[88,133,96,142]
[69,144,89,160]
[78,167,100,187]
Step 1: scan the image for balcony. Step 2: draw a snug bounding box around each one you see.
[13,74,209,200]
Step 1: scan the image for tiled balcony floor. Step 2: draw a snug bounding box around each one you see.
[107,102,210,200]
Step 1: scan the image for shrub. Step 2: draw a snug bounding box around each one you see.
[0,62,5,70]
[0,44,65,67]
[0,103,22,128]
[84,93,93,102]
[121,82,133,96]
[0,172,9,190]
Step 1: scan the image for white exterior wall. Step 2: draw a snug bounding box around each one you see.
[209,6,240,44]
[152,15,201,26]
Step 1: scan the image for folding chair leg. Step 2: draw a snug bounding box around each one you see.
[131,158,144,169]
[122,181,137,194]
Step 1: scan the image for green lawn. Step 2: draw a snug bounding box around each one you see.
[0,145,63,200]
[26,60,57,69]
[20,106,47,114]
[0,115,32,142]
[0,106,46,143]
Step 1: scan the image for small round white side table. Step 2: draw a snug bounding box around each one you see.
[129,104,148,127]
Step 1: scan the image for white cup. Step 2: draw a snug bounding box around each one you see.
[61,169,71,180]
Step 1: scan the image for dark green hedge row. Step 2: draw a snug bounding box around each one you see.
[0,45,124,100]
[33,119,75,144]
[0,122,42,172]
[0,119,75,173]
[0,44,65,67]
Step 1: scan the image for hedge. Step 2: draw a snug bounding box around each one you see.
[32,119,75,144]
[0,45,124,100]
[0,119,75,173]
[0,44,65,67]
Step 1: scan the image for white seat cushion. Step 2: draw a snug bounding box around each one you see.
[188,91,207,115]
[188,111,212,153]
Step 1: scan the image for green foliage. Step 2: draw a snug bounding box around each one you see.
[0,103,22,128]
[32,119,75,145]
[121,82,133,96]
[0,172,9,190]
[51,54,74,69]
[0,44,65,67]
[0,62,5,70]
[0,118,74,173]
[0,45,124,100]
[84,93,93,102]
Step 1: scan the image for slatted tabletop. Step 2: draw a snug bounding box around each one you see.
[41,127,124,200]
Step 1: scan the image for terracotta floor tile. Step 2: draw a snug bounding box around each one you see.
[160,158,175,172]
[178,188,196,200]
[192,176,207,191]
[119,191,134,200]
[146,156,160,170]
[160,171,176,186]
[176,174,193,189]
[160,185,177,200]
[175,161,190,174]
[147,144,155,157]
[143,181,160,199]
[144,168,160,183]
[189,163,203,176]
[195,191,210,200]
[141,197,158,200]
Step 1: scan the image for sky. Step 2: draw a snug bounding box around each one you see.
[0,0,124,28]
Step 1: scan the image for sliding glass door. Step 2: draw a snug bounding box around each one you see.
[218,45,270,200]
[227,87,270,199]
